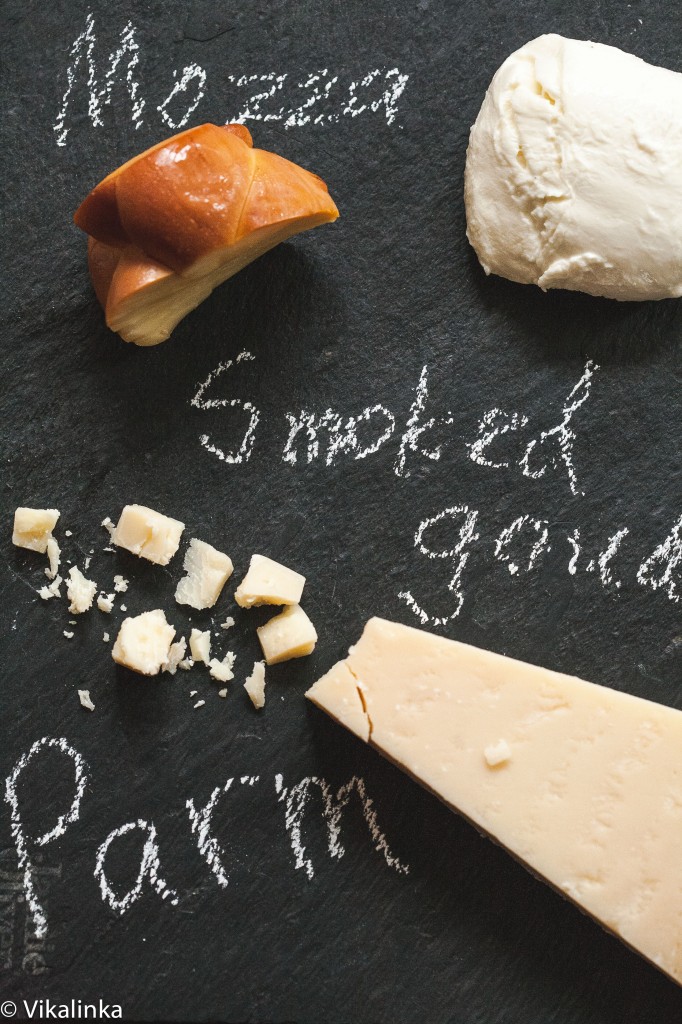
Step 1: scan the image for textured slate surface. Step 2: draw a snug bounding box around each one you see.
[1,0,681,1021]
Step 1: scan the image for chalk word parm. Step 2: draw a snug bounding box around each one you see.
[53,12,410,146]
[192,354,598,495]
[4,738,408,942]
[399,505,682,627]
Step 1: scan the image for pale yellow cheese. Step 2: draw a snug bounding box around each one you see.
[235,554,305,608]
[189,628,211,665]
[257,604,317,665]
[175,538,233,610]
[112,609,176,676]
[66,566,97,614]
[244,661,266,709]
[111,504,185,565]
[12,507,60,553]
[306,617,682,986]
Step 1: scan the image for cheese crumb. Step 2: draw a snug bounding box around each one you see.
[235,554,305,608]
[163,637,187,675]
[66,566,97,614]
[38,575,62,600]
[112,609,176,676]
[189,628,211,665]
[220,617,235,630]
[175,538,233,610]
[113,575,128,593]
[208,651,236,683]
[103,632,110,643]
[257,604,317,665]
[178,658,194,671]
[194,699,206,709]
[13,507,60,553]
[112,505,185,565]
[120,604,127,612]
[63,630,74,639]
[45,538,61,580]
[484,739,512,767]
[102,517,115,537]
[97,593,115,613]
[78,689,95,711]
[244,661,266,709]
[218,688,228,698]
[65,530,73,537]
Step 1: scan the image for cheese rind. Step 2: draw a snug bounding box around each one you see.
[12,508,60,553]
[257,604,317,665]
[235,554,305,608]
[112,609,175,676]
[306,617,682,985]
[111,504,185,565]
[175,538,234,610]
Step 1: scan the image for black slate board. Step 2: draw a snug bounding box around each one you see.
[1,1,681,1021]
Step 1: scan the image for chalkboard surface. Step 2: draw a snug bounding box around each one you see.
[2,1,681,1021]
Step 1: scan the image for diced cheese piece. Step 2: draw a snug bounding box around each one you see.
[111,505,184,565]
[38,575,62,601]
[12,507,60,553]
[97,593,115,613]
[307,617,682,987]
[189,628,211,665]
[113,575,129,593]
[163,637,187,675]
[78,689,95,711]
[66,566,97,614]
[209,651,236,683]
[45,538,61,580]
[234,554,305,608]
[174,538,233,610]
[112,609,175,676]
[244,661,266,709]
[484,739,512,767]
[256,604,317,665]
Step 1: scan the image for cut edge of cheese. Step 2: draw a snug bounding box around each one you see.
[306,616,682,987]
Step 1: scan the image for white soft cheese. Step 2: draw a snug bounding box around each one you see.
[175,538,233,610]
[12,507,60,553]
[66,566,97,614]
[307,617,682,987]
[465,34,682,300]
[111,505,185,565]
[112,609,176,676]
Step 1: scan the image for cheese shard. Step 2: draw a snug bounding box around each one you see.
[306,617,682,986]
[175,538,233,610]
[244,661,266,709]
[189,628,211,665]
[12,507,60,553]
[111,504,185,565]
[112,609,176,676]
[66,566,97,614]
[257,604,317,665]
[235,554,305,608]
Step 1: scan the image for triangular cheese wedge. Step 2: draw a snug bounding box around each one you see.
[306,617,682,986]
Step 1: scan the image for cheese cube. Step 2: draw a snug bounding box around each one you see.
[244,661,266,709]
[112,609,176,676]
[257,604,317,665]
[111,504,185,565]
[189,628,211,665]
[66,566,97,614]
[12,507,60,553]
[175,538,233,610]
[234,554,305,608]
